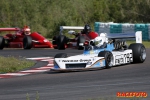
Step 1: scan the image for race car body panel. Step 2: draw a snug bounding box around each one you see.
[87,31,99,39]
[30,32,53,48]
[53,49,133,70]
[54,54,105,69]
[83,43,114,54]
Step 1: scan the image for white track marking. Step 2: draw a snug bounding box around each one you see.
[34,66,53,69]
[0,73,30,76]
[47,64,54,66]
[41,59,54,61]
[20,69,49,73]
[26,57,53,60]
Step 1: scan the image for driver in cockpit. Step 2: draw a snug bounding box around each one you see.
[85,34,108,50]
[23,26,31,35]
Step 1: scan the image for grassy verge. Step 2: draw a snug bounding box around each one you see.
[0,56,35,73]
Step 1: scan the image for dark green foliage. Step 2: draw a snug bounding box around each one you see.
[0,0,150,38]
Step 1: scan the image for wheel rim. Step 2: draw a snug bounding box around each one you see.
[141,47,146,60]
[107,54,113,66]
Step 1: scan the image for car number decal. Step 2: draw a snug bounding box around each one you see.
[115,53,133,65]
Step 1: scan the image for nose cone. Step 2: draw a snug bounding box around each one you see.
[46,40,53,48]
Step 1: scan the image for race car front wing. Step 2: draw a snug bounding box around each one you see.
[52,56,106,70]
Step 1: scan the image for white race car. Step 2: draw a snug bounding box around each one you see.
[51,31,146,71]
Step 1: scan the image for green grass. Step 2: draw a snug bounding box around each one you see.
[26,91,39,100]
[0,56,35,73]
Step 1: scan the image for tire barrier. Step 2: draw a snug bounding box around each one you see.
[95,22,150,41]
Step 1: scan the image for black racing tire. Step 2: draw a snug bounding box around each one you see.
[23,36,32,49]
[54,53,68,69]
[0,36,5,50]
[77,36,85,50]
[57,35,66,50]
[54,53,68,58]
[52,36,58,49]
[98,51,113,68]
[129,43,146,63]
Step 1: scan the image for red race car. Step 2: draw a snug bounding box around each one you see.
[52,24,99,50]
[0,26,53,49]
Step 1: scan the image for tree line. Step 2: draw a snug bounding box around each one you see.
[0,0,150,38]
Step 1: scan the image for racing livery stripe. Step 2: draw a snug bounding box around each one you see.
[89,58,105,68]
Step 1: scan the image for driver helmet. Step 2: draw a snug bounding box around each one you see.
[23,26,31,35]
[94,37,104,47]
[84,24,91,34]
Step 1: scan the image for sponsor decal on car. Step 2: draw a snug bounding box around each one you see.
[62,60,78,62]
[115,53,133,65]
[62,59,91,62]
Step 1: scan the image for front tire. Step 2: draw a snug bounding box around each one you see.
[77,36,85,50]
[54,53,68,69]
[0,36,5,50]
[54,53,68,58]
[98,51,113,68]
[129,43,146,63]
[57,35,66,50]
[23,36,32,49]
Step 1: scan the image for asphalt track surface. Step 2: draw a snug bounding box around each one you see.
[0,48,150,100]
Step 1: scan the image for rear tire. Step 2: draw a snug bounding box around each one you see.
[77,36,85,50]
[54,53,68,58]
[0,36,5,50]
[57,35,66,50]
[129,43,146,63]
[23,36,32,49]
[98,51,113,68]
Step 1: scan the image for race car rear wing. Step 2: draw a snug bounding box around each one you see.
[105,31,142,43]
[60,26,84,35]
[0,28,20,31]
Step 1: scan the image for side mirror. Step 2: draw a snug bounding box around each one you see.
[68,30,75,34]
